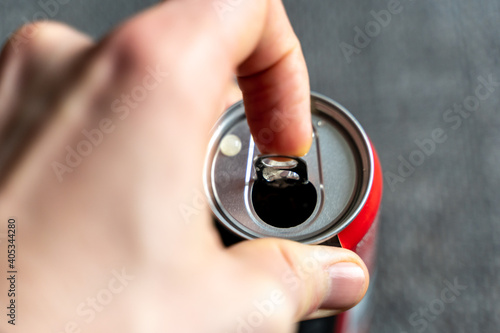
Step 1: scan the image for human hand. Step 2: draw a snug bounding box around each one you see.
[0,1,368,332]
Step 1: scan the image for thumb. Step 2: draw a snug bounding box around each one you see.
[227,238,369,322]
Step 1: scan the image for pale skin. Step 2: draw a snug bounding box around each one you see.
[0,1,369,332]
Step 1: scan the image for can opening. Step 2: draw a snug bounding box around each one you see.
[252,180,317,228]
[251,155,317,228]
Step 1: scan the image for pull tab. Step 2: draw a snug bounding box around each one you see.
[254,155,309,186]
[252,155,318,228]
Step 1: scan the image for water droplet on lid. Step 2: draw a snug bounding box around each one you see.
[220,134,242,157]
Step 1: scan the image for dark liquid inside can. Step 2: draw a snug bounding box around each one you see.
[252,179,317,228]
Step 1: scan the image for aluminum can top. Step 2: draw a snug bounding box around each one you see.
[204,92,374,244]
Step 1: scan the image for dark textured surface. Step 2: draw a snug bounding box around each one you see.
[1,0,499,332]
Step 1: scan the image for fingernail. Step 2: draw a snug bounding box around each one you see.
[295,130,313,157]
[323,262,366,309]
[296,141,312,157]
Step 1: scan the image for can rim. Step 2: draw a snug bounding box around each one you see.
[204,92,374,244]
[306,92,374,244]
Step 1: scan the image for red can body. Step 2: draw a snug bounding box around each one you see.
[333,144,383,333]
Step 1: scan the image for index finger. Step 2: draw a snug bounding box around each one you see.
[232,0,312,156]
[120,0,312,156]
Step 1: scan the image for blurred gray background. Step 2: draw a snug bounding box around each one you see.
[1,0,499,332]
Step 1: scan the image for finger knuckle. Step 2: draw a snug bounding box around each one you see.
[273,242,328,316]
[102,20,166,73]
[4,21,65,57]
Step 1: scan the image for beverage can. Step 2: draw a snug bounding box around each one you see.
[204,92,383,333]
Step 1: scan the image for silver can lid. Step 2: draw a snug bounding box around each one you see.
[204,92,374,244]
